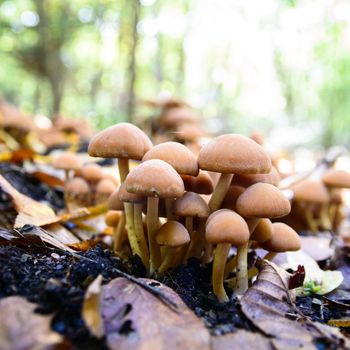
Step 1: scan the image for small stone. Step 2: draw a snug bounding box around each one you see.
[51,253,60,260]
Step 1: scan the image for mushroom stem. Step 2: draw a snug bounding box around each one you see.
[124,202,143,260]
[189,219,206,259]
[235,242,249,295]
[319,204,332,230]
[113,213,126,252]
[118,158,130,183]
[147,196,161,274]
[201,241,213,264]
[232,217,259,294]
[134,202,150,271]
[165,198,176,220]
[329,203,338,228]
[305,206,318,232]
[64,169,70,181]
[208,173,234,212]
[158,247,176,275]
[212,243,231,302]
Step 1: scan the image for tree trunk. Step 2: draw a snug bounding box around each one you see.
[125,0,141,122]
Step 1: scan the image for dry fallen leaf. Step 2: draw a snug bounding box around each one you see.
[0,175,59,228]
[328,318,350,327]
[82,277,211,350]
[0,225,75,252]
[0,296,64,350]
[82,275,104,338]
[241,260,349,349]
[211,330,274,350]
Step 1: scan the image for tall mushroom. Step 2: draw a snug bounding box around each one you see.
[118,183,149,270]
[53,152,82,181]
[124,159,184,273]
[88,122,152,183]
[142,141,198,219]
[206,209,249,302]
[198,134,271,212]
[235,183,291,294]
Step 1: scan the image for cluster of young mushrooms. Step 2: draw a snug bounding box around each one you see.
[86,122,302,302]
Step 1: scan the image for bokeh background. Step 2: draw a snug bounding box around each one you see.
[1,0,350,149]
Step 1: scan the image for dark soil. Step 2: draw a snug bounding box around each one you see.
[0,244,256,349]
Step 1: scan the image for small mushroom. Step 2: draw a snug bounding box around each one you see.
[292,179,330,232]
[64,177,90,212]
[81,163,104,204]
[206,209,249,302]
[198,134,271,212]
[53,152,82,181]
[156,221,190,275]
[181,170,214,195]
[125,159,184,273]
[173,191,210,262]
[95,179,117,205]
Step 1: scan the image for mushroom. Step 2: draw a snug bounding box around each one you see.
[221,185,245,211]
[108,188,126,253]
[143,141,198,219]
[53,152,82,181]
[95,179,117,205]
[118,183,149,270]
[198,134,271,212]
[206,209,249,302]
[181,170,214,195]
[292,179,330,232]
[81,163,104,204]
[125,159,184,273]
[231,166,280,188]
[235,183,291,294]
[88,122,152,183]
[105,210,121,229]
[156,221,190,275]
[224,218,272,279]
[173,191,210,262]
[322,169,350,228]
[64,177,90,212]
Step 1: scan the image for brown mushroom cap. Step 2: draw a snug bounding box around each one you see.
[221,185,245,211]
[160,107,199,128]
[198,134,272,174]
[118,182,144,203]
[260,222,301,252]
[81,164,103,182]
[232,166,280,187]
[173,192,210,218]
[143,141,198,176]
[125,159,184,198]
[293,179,330,204]
[174,124,205,142]
[65,177,89,194]
[236,183,291,218]
[322,169,350,189]
[205,209,249,245]
[181,170,214,194]
[53,152,82,171]
[156,221,190,247]
[250,131,264,146]
[88,122,152,160]
[96,179,117,195]
[108,188,124,211]
[105,210,121,226]
[250,219,273,243]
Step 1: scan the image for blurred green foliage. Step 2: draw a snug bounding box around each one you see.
[0,0,350,148]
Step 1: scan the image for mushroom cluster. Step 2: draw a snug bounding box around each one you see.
[285,168,350,233]
[88,122,302,302]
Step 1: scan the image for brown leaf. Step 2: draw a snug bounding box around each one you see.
[83,277,210,350]
[328,317,350,327]
[0,296,64,350]
[82,275,104,338]
[288,265,305,289]
[241,260,350,349]
[0,175,59,228]
[31,171,64,188]
[211,330,274,350]
[0,225,76,252]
